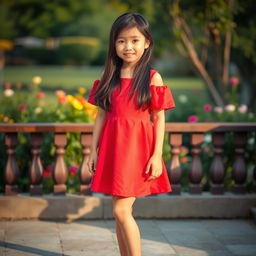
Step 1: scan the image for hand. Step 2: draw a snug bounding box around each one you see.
[87,150,98,175]
[145,154,163,180]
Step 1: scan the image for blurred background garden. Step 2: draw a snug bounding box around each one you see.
[0,0,255,194]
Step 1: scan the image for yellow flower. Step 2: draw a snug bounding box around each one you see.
[66,95,75,103]
[83,100,97,110]
[35,107,42,114]
[71,99,83,110]
[32,76,42,85]
[78,88,86,94]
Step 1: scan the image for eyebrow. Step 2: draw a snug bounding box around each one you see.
[116,35,141,39]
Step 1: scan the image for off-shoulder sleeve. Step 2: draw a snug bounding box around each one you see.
[88,80,100,106]
[150,85,176,111]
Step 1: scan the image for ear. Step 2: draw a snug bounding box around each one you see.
[145,40,150,49]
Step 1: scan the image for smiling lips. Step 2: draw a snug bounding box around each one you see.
[124,53,134,57]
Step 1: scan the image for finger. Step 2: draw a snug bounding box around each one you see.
[145,162,151,174]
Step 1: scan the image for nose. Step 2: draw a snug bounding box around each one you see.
[125,41,132,50]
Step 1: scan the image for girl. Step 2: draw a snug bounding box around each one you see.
[87,12,176,256]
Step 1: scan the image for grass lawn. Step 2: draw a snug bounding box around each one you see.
[2,65,207,106]
[3,65,204,90]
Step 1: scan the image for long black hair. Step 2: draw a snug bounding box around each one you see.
[93,12,154,111]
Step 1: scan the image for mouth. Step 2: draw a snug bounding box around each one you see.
[124,53,135,57]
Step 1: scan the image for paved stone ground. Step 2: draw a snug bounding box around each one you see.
[0,219,256,256]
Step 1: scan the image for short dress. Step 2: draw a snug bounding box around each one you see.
[87,69,176,197]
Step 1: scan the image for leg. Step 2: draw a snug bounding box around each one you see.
[112,196,141,256]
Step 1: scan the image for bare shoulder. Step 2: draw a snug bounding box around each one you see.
[151,72,164,86]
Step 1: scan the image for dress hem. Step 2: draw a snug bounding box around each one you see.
[90,187,172,197]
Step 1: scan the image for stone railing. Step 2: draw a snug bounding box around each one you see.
[0,123,255,196]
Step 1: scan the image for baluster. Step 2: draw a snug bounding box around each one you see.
[168,132,182,195]
[53,133,67,195]
[79,133,92,195]
[4,133,20,195]
[210,132,225,194]
[253,132,256,193]
[189,133,204,194]
[29,133,44,195]
[231,132,248,194]
[253,164,256,193]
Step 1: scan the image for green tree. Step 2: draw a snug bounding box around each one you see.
[155,0,255,110]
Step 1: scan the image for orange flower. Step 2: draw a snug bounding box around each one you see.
[180,156,188,163]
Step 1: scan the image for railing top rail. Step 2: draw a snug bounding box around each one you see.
[0,122,255,133]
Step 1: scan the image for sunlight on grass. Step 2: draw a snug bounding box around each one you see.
[4,66,204,90]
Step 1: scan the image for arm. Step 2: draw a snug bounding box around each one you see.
[87,107,106,173]
[90,107,106,152]
[145,72,166,180]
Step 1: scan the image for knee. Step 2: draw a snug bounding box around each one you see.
[113,205,132,223]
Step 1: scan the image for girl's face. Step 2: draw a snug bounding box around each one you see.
[115,26,150,67]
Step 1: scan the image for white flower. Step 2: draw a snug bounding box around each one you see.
[214,106,223,113]
[225,104,236,112]
[204,134,212,143]
[34,107,42,114]
[248,112,254,119]
[178,94,188,103]
[238,104,247,113]
[32,76,42,84]
[4,89,14,97]
[248,137,254,145]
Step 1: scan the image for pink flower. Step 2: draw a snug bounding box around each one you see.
[203,104,212,112]
[188,115,198,122]
[238,104,247,113]
[55,90,66,97]
[214,106,223,113]
[69,165,79,176]
[46,164,54,171]
[18,104,27,111]
[204,146,211,153]
[225,104,236,112]
[36,92,46,99]
[229,77,239,86]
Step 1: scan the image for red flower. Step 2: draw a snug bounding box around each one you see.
[4,82,12,89]
[36,92,46,99]
[18,104,27,111]
[43,170,51,178]
[58,96,67,104]
[69,165,79,176]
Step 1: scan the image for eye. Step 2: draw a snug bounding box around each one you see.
[117,40,124,44]
[133,39,139,43]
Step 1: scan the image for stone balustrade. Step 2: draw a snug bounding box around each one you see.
[0,123,255,196]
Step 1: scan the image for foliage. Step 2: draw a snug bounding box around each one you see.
[0,75,97,193]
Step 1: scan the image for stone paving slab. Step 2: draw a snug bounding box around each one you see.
[0,219,256,256]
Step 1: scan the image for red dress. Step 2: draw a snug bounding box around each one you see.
[87,69,176,197]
